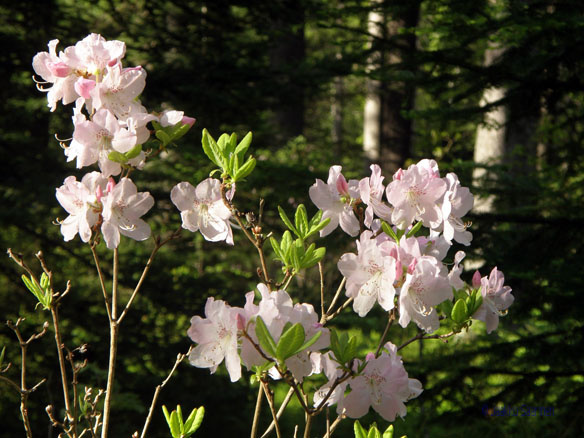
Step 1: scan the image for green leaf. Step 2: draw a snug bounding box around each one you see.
[107,150,127,164]
[124,144,142,160]
[368,424,381,438]
[406,221,423,238]
[177,405,184,434]
[201,129,223,168]
[290,330,322,357]
[40,272,49,289]
[234,157,256,181]
[294,204,309,238]
[227,132,238,155]
[169,410,180,438]
[354,420,367,438]
[155,130,171,147]
[276,323,305,361]
[185,406,205,434]
[300,246,326,269]
[451,298,468,324]
[168,122,191,141]
[382,425,394,438]
[278,206,298,236]
[281,231,293,254]
[270,237,286,263]
[217,133,230,152]
[381,221,399,242]
[255,316,277,358]
[0,346,5,368]
[305,217,331,239]
[235,132,252,163]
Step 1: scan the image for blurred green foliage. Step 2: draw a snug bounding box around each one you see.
[1,0,583,437]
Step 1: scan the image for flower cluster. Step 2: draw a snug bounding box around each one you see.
[35,34,194,248]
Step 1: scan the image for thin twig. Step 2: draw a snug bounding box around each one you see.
[140,346,193,438]
[375,310,396,357]
[397,330,457,352]
[90,244,112,321]
[323,278,346,322]
[118,230,180,324]
[101,248,119,438]
[324,297,353,322]
[260,387,294,438]
[251,384,264,438]
[318,262,326,322]
[261,380,282,438]
[322,415,345,438]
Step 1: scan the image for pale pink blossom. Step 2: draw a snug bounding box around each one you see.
[309,166,359,237]
[448,251,467,290]
[187,297,244,382]
[342,343,422,421]
[473,267,514,333]
[101,178,154,249]
[359,164,392,227]
[170,178,233,245]
[312,352,348,410]
[398,256,452,333]
[88,65,147,120]
[67,108,137,176]
[32,39,78,111]
[55,172,107,242]
[386,160,446,230]
[240,284,329,382]
[440,173,474,245]
[337,231,397,316]
[62,33,125,76]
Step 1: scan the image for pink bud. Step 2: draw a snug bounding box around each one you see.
[395,260,403,279]
[336,174,349,196]
[96,185,104,203]
[106,177,116,193]
[236,313,246,331]
[393,168,404,181]
[47,61,71,78]
[74,77,96,99]
[407,258,418,274]
[181,116,196,127]
[472,270,482,288]
[365,352,375,362]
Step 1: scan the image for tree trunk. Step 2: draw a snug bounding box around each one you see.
[363,1,420,175]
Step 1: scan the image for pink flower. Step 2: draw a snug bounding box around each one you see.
[187,297,244,382]
[440,173,474,245]
[473,267,514,333]
[359,164,392,227]
[55,172,107,242]
[386,159,446,230]
[240,284,329,382]
[32,39,78,111]
[337,231,397,317]
[88,65,147,120]
[309,166,359,237]
[100,178,154,249]
[62,33,125,76]
[398,256,452,333]
[170,178,233,245]
[312,352,348,410]
[342,343,422,421]
[67,108,137,176]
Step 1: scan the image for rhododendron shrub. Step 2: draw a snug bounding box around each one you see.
[3,33,514,438]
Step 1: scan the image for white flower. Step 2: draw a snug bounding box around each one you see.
[101,178,154,249]
[170,178,233,245]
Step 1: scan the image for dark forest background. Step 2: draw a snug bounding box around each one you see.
[1,0,583,437]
